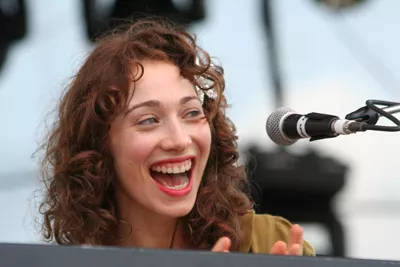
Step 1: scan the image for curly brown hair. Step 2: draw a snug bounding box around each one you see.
[39,18,252,250]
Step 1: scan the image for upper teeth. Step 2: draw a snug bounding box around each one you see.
[151,159,192,174]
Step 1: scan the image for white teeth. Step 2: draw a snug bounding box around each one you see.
[163,179,189,190]
[151,159,192,174]
[179,166,185,173]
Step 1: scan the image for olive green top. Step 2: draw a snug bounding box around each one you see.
[239,210,315,256]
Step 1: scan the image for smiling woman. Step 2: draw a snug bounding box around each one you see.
[38,18,314,256]
[108,60,213,244]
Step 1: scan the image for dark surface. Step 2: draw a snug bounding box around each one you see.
[1,243,399,267]
[246,147,347,256]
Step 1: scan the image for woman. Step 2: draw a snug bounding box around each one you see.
[39,18,314,256]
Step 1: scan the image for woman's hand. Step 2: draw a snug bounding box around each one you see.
[270,224,304,256]
[211,224,304,255]
[211,236,231,253]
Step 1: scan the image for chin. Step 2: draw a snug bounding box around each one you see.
[155,199,197,218]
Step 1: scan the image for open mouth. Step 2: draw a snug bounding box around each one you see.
[149,158,194,192]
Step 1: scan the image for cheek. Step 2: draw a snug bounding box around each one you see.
[123,132,157,163]
[111,131,156,168]
[196,121,212,154]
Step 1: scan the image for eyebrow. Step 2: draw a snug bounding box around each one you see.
[124,95,200,117]
[180,95,200,105]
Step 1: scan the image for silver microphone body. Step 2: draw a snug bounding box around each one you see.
[266,107,361,146]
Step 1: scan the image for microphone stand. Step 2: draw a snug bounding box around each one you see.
[345,99,400,132]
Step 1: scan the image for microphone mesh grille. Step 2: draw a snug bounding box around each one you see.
[266,107,297,146]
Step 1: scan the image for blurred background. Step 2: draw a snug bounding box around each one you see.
[0,0,399,261]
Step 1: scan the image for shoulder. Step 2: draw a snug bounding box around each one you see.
[239,210,315,256]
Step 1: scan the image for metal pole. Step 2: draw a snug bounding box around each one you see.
[262,0,284,109]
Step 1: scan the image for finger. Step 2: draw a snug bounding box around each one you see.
[211,237,231,252]
[269,241,287,255]
[288,243,302,256]
[289,224,303,248]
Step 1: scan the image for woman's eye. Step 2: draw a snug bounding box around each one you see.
[186,110,202,118]
[138,117,158,125]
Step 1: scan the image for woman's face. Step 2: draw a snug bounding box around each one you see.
[109,60,212,219]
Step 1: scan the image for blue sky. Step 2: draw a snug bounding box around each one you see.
[0,0,399,174]
[0,0,399,259]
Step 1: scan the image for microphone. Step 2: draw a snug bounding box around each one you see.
[266,107,365,146]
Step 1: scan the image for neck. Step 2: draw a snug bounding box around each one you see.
[119,213,182,249]
[115,191,186,249]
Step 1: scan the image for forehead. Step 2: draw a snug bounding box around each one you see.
[130,61,197,103]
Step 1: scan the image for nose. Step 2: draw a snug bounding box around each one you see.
[160,119,192,152]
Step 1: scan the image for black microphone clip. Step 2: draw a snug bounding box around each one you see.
[305,112,340,142]
[345,106,379,125]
